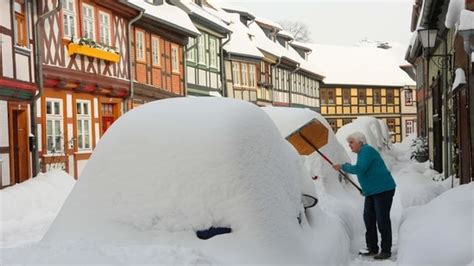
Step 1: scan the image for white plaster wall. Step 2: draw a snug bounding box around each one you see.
[198,69,206,86]
[95,123,100,145]
[0,1,11,28]
[187,67,196,84]
[67,124,73,150]
[210,72,217,88]
[93,98,99,118]
[15,53,30,82]
[76,159,88,178]
[66,94,73,118]
[0,154,10,186]
[0,101,9,147]
[68,155,74,178]
[2,35,14,78]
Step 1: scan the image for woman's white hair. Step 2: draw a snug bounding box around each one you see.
[346,131,367,144]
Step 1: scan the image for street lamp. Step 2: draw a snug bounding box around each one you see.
[417,28,452,180]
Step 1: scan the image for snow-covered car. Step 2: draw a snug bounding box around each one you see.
[21,97,323,264]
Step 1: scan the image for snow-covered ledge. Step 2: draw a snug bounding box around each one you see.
[452,68,466,91]
[445,0,465,29]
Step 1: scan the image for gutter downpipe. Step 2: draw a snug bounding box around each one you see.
[441,37,450,181]
[220,32,232,97]
[272,57,282,106]
[125,10,144,112]
[31,0,62,177]
[289,63,301,107]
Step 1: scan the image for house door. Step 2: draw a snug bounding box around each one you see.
[101,103,116,134]
[457,87,471,184]
[8,102,30,184]
[432,78,443,173]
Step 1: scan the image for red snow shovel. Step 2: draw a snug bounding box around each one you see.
[286,119,363,194]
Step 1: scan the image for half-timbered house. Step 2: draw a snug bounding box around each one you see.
[0,0,36,187]
[124,0,200,107]
[171,0,231,97]
[37,0,139,178]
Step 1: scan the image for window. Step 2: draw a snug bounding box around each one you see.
[373,89,381,104]
[46,99,63,154]
[99,11,111,45]
[241,64,248,86]
[387,89,394,104]
[405,89,413,106]
[171,45,179,73]
[14,0,28,47]
[320,89,327,104]
[343,90,350,104]
[406,120,414,135]
[209,37,217,68]
[328,89,335,104]
[152,36,160,66]
[327,119,337,132]
[62,0,76,38]
[82,3,95,39]
[249,64,256,87]
[387,118,396,132]
[198,34,206,65]
[76,100,92,151]
[232,62,240,85]
[343,119,352,125]
[358,89,366,104]
[135,30,145,61]
[187,38,196,62]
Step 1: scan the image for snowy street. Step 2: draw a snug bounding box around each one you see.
[1,99,471,265]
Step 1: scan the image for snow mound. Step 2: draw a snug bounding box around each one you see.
[398,183,474,265]
[38,97,318,264]
[0,170,75,248]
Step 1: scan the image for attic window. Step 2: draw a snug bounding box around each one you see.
[196,227,232,240]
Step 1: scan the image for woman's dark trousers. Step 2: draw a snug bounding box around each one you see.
[363,189,395,254]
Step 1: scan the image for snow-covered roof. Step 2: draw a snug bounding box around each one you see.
[452,68,466,90]
[309,44,415,87]
[175,0,230,34]
[209,8,262,58]
[255,17,283,31]
[220,3,255,20]
[277,30,294,40]
[126,0,200,36]
[445,0,465,29]
[459,9,474,30]
[290,41,312,51]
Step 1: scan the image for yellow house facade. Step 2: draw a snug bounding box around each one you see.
[309,43,416,143]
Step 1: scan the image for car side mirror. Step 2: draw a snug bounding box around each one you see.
[302,194,318,209]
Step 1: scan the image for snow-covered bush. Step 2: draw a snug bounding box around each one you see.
[410,136,428,162]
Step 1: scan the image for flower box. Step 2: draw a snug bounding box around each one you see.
[67,43,120,63]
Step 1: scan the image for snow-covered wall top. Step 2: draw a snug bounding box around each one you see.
[127,0,200,36]
[445,0,465,29]
[309,44,415,86]
[452,68,467,90]
[43,97,319,263]
[459,9,474,30]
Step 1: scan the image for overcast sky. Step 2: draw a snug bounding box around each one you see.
[215,0,415,47]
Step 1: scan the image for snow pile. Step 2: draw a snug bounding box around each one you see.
[445,0,466,29]
[453,68,467,90]
[0,170,75,248]
[336,116,393,167]
[460,9,474,30]
[11,97,327,264]
[398,183,474,265]
[262,107,364,255]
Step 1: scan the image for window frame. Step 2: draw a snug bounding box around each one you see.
[327,89,335,105]
[98,10,112,46]
[386,89,394,104]
[209,37,218,69]
[249,64,256,87]
[232,62,241,85]
[187,37,196,63]
[81,3,95,40]
[241,63,249,87]
[61,0,77,39]
[151,35,161,67]
[405,89,413,106]
[373,89,381,105]
[343,89,350,105]
[405,120,414,135]
[358,89,366,105]
[76,100,92,152]
[171,44,180,73]
[45,98,64,155]
[14,0,28,47]
[198,34,206,65]
[135,29,145,62]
